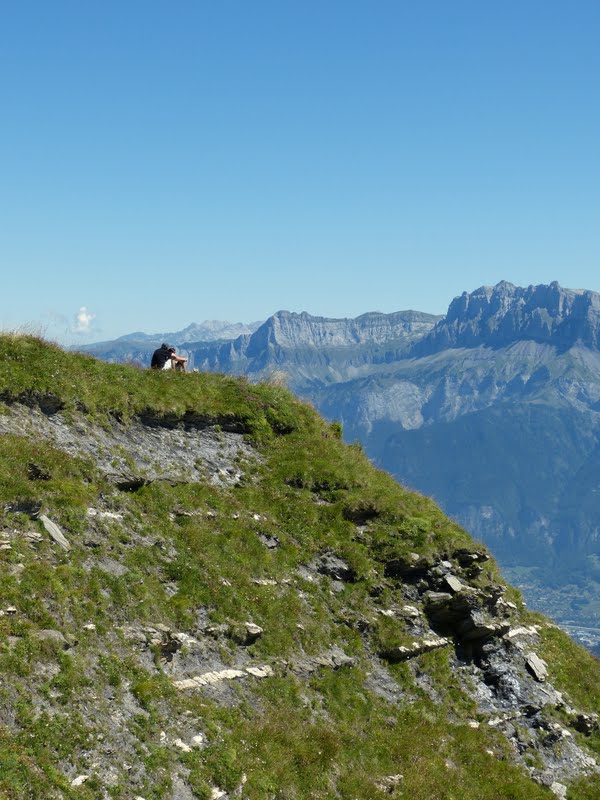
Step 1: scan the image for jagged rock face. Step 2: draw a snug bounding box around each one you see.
[253,310,441,349]
[186,309,441,379]
[414,281,600,354]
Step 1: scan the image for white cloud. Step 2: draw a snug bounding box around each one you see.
[73,306,96,335]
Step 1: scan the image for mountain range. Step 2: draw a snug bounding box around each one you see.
[78,282,600,650]
[81,319,262,363]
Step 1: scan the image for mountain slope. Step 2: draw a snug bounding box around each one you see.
[77,285,600,646]
[0,334,599,800]
[157,283,600,647]
[309,286,600,643]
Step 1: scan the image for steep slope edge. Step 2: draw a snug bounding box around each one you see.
[0,335,599,800]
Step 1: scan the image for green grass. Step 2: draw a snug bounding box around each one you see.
[537,626,600,716]
[0,334,305,439]
[0,334,597,799]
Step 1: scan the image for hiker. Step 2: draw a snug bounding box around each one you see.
[150,343,188,371]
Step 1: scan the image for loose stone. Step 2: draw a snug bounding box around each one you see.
[40,515,71,551]
[526,653,548,683]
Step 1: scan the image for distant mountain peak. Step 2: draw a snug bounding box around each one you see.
[250,308,442,351]
[417,280,600,354]
[104,319,262,346]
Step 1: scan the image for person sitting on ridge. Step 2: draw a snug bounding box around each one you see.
[150,343,188,371]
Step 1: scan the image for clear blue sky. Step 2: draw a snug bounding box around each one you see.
[1,1,599,343]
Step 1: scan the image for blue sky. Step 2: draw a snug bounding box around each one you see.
[1,1,599,343]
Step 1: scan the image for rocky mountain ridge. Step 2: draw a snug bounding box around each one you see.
[413,281,600,355]
[116,320,263,345]
[187,309,442,385]
[249,309,441,349]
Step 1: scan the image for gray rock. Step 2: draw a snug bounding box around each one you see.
[423,589,510,642]
[526,653,548,683]
[94,558,129,577]
[5,499,42,518]
[22,531,43,543]
[171,776,196,800]
[384,552,431,579]
[289,647,355,675]
[401,604,420,618]
[454,549,490,566]
[0,404,257,494]
[230,622,263,646]
[550,782,568,798]
[376,774,404,793]
[380,636,450,662]
[459,616,510,642]
[27,462,51,481]
[243,622,263,642]
[258,533,280,549]
[443,575,467,594]
[571,713,599,736]
[312,553,356,582]
[423,591,453,605]
[39,515,71,551]
[364,663,406,703]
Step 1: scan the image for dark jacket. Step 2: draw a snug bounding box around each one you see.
[151,345,173,369]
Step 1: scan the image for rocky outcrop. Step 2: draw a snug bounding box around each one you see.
[413,281,600,355]
[375,547,599,789]
[185,309,441,379]
[39,514,71,550]
[380,635,450,662]
[230,622,264,646]
[526,653,549,683]
[0,402,254,491]
[311,552,357,582]
[173,665,274,691]
[249,310,440,350]
[288,647,356,676]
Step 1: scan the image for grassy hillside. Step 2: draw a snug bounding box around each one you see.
[0,335,599,800]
